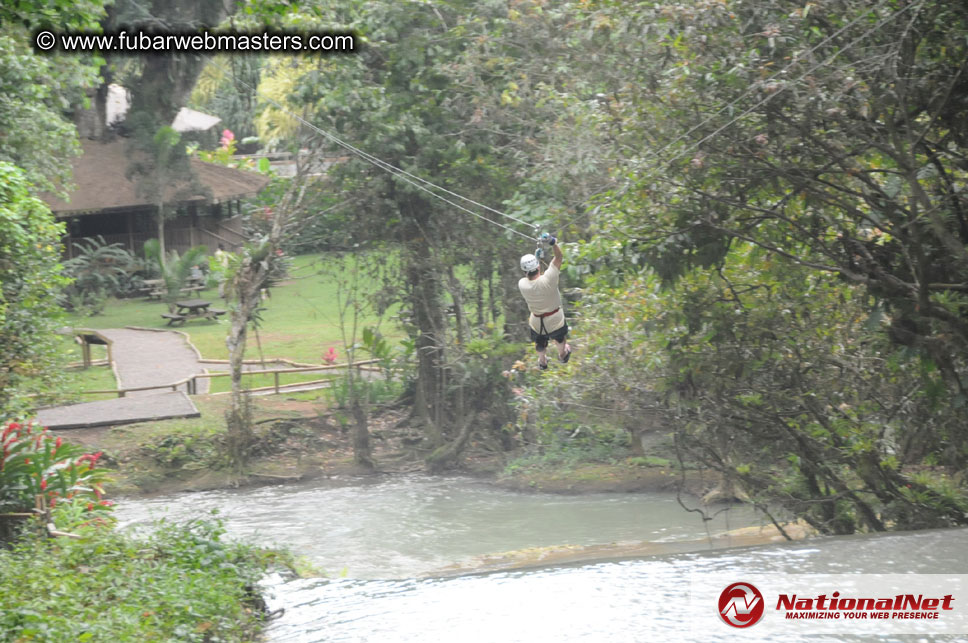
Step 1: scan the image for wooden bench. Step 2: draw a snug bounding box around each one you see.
[207,307,227,319]
[161,313,186,326]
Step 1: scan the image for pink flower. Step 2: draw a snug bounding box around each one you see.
[323,347,338,365]
[220,129,235,148]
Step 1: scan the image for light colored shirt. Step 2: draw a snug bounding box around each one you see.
[518,263,565,333]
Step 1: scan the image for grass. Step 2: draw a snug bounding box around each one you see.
[205,370,340,394]
[20,336,118,405]
[64,253,402,362]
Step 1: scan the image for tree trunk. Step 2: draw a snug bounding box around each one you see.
[446,265,468,347]
[351,393,375,471]
[225,304,252,476]
[407,251,447,447]
[156,203,167,269]
[425,412,478,473]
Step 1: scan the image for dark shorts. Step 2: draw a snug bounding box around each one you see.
[530,322,569,350]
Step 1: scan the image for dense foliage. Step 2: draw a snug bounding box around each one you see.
[0,518,277,641]
[3,0,966,534]
[0,164,70,420]
[512,0,968,534]
[0,1,105,195]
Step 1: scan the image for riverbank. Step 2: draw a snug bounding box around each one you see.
[56,393,711,500]
[0,518,282,641]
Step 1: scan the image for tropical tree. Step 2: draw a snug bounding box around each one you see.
[143,239,208,312]
[0,1,106,195]
[519,0,968,533]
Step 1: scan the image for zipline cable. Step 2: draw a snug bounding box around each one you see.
[208,60,537,239]
[644,0,900,169]
[660,0,920,172]
[205,0,916,241]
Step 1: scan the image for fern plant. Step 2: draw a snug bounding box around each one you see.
[61,235,137,313]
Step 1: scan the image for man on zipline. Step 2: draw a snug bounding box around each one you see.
[518,236,572,370]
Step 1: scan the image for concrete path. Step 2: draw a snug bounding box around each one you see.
[99,328,209,396]
[36,392,199,429]
[36,328,209,430]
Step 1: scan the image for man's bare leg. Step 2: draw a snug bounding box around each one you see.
[556,340,571,362]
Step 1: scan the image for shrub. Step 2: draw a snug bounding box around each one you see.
[0,420,111,531]
[61,235,140,313]
[0,517,280,641]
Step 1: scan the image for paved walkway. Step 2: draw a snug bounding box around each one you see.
[36,328,208,430]
[100,328,209,396]
[36,392,199,429]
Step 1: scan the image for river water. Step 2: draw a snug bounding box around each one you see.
[114,475,968,642]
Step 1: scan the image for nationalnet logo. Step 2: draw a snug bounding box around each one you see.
[719,582,765,628]
[776,591,954,621]
[718,580,956,628]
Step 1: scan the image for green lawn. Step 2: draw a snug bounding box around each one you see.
[22,336,119,405]
[205,370,340,394]
[65,253,402,362]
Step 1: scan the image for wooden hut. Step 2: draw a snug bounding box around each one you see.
[40,139,270,259]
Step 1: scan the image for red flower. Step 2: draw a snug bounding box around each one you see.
[55,436,62,449]
[39,479,47,491]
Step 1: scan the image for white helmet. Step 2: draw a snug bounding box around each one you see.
[520,254,540,273]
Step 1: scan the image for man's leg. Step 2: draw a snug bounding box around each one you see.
[555,338,571,361]
[531,329,549,369]
[550,324,571,362]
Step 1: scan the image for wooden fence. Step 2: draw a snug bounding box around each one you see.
[76,359,382,397]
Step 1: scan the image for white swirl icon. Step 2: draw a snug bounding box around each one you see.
[35,31,56,51]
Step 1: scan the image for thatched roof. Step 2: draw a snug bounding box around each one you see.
[41,139,271,216]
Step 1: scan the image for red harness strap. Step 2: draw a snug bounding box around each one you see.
[532,307,560,338]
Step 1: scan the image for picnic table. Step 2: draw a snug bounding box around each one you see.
[143,278,165,299]
[145,279,205,300]
[161,299,227,326]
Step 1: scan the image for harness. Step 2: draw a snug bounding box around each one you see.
[533,307,560,336]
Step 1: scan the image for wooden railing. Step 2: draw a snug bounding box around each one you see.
[76,359,382,397]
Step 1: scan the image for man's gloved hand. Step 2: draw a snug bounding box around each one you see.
[539,232,557,246]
